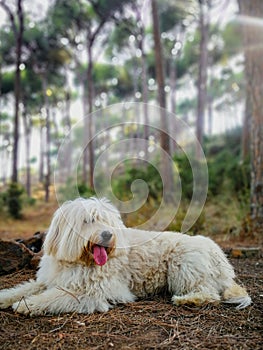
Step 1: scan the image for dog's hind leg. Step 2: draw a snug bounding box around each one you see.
[222,282,251,309]
[0,280,45,309]
[171,289,221,307]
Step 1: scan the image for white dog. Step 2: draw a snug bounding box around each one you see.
[0,197,251,315]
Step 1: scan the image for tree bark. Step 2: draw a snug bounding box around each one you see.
[42,74,51,202]
[82,81,89,184]
[207,93,213,136]
[12,0,23,183]
[64,89,72,175]
[83,25,101,189]
[86,41,94,189]
[238,0,263,229]
[196,0,209,158]
[241,80,251,160]
[138,26,149,159]
[22,101,32,197]
[151,0,175,203]
[39,122,45,184]
[169,57,177,154]
[0,0,24,183]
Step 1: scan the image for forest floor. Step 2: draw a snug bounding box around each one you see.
[0,255,262,350]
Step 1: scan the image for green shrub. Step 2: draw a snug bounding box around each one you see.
[6,182,25,219]
[173,153,194,200]
[22,195,36,206]
[207,150,232,196]
[0,190,7,213]
[112,163,163,202]
[168,206,205,235]
[204,128,250,201]
[77,182,95,198]
[207,150,250,200]
[58,177,95,201]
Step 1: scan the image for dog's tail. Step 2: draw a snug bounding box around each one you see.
[223,282,251,309]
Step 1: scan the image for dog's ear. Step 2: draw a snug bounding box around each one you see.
[43,202,86,261]
[43,208,63,256]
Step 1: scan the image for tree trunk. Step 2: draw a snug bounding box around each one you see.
[207,93,213,135]
[83,41,94,189]
[64,90,72,174]
[82,81,89,184]
[22,101,32,197]
[132,61,140,160]
[139,33,149,159]
[3,143,9,185]
[39,122,45,184]
[0,132,10,185]
[151,0,175,203]
[12,0,24,183]
[196,0,209,158]
[51,107,60,149]
[169,57,177,154]
[241,83,251,160]
[42,74,51,202]
[151,0,166,113]
[238,0,263,229]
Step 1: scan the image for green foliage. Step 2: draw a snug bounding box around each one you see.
[5,182,25,219]
[112,66,134,98]
[177,31,200,78]
[91,0,129,20]
[1,72,15,95]
[111,129,249,235]
[221,21,243,56]
[159,0,190,33]
[0,28,15,65]
[208,151,250,198]
[206,130,250,201]
[0,112,9,122]
[167,204,205,235]
[156,130,250,234]
[0,191,7,213]
[76,62,122,93]
[0,183,39,218]
[105,19,133,55]
[58,177,95,201]
[177,98,196,115]
[22,195,36,206]
[112,162,163,202]
[173,153,193,200]
[47,1,82,37]
[77,182,96,198]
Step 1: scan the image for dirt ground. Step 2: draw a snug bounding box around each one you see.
[0,255,262,350]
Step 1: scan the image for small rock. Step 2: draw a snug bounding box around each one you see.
[228,247,261,258]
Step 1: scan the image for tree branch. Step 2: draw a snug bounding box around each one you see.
[0,0,18,38]
[89,17,106,46]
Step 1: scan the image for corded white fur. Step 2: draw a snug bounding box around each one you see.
[0,197,251,315]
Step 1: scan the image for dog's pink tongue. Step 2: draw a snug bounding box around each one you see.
[93,245,108,266]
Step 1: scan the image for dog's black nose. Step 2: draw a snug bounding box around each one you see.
[101,231,112,241]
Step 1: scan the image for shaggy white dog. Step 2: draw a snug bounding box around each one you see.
[0,197,251,315]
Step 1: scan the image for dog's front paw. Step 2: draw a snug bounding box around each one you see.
[12,300,30,315]
[0,300,12,309]
[0,293,14,309]
[12,299,44,316]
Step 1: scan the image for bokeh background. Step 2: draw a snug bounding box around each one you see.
[0,0,262,244]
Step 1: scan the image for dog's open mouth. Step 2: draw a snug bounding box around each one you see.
[92,245,108,266]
